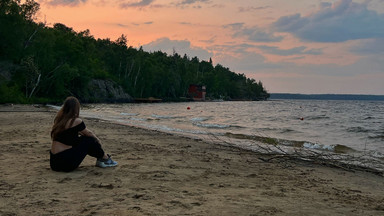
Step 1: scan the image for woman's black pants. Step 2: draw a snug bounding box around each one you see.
[50,136,105,172]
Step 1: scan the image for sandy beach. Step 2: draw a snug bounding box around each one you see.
[0,105,383,216]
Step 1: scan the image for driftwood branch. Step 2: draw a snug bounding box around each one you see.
[208,133,384,176]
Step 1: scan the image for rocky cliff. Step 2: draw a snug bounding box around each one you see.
[84,79,134,103]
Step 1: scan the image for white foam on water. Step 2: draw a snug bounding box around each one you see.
[129,117,147,122]
[368,150,384,159]
[303,142,334,151]
[193,122,231,129]
[151,114,178,119]
[120,112,138,116]
[47,104,61,110]
[139,123,208,135]
[190,117,209,122]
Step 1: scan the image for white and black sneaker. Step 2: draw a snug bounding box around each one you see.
[96,154,118,168]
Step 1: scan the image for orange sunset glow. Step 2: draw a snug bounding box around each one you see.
[35,0,384,94]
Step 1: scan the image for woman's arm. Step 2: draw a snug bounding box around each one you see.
[79,128,102,144]
[73,118,101,144]
[79,127,97,137]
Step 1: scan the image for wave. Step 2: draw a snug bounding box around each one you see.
[303,142,334,151]
[144,124,208,135]
[366,151,384,159]
[280,128,296,133]
[151,114,180,119]
[190,117,210,122]
[129,117,147,122]
[302,142,355,153]
[305,115,330,120]
[223,132,355,153]
[347,126,370,133]
[259,127,276,132]
[193,122,232,129]
[120,112,138,116]
[47,105,61,110]
[368,134,384,140]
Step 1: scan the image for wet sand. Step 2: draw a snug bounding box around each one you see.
[0,105,383,216]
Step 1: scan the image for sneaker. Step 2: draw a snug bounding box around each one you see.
[96,154,118,168]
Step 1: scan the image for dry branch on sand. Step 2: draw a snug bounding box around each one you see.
[208,133,384,176]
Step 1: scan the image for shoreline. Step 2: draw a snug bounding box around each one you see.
[80,103,384,176]
[1,105,384,215]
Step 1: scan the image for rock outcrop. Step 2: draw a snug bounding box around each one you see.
[85,79,134,103]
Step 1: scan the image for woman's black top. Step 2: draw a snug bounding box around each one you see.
[54,121,86,146]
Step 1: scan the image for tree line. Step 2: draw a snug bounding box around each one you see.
[0,0,269,103]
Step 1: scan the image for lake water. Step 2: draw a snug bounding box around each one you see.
[75,100,384,170]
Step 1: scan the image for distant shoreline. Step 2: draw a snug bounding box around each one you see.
[270,93,384,101]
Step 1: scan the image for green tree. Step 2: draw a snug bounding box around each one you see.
[0,0,269,103]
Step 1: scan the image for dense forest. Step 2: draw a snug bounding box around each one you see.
[0,0,269,103]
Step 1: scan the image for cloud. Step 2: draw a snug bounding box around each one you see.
[350,38,384,55]
[256,45,322,56]
[142,37,212,60]
[116,21,153,27]
[319,2,332,9]
[224,23,244,30]
[44,0,87,6]
[272,0,384,42]
[199,36,216,44]
[173,0,212,8]
[224,23,283,42]
[224,50,278,72]
[120,0,156,8]
[207,43,280,72]
[131,21,154,26]
[178,0,210,4]
[178,21,193,25]
[117,23,129,28]
[238,6,270,13]
[210,4,224,9]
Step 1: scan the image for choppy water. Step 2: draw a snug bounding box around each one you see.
[74,100,384,170]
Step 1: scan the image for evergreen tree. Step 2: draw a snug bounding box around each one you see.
[0,0,269,103]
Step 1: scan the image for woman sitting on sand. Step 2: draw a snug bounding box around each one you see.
[50,96,117,172]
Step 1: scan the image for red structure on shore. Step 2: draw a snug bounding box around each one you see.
[188,84,206,101]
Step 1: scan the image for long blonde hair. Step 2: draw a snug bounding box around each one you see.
[51,96,81,140]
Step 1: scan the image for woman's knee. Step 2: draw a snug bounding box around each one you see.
[79,136,104,158]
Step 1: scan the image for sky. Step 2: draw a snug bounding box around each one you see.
[35,0,384,94]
